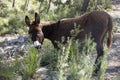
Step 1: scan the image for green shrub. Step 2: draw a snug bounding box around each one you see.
[40,49,58,69]
[8,12,26,34]
[88,0,112,11]
[56,36,95,80]
[17,46,40,80]
[56,35,108,80]
[0,17,9,35]
[0,58,18,80]
[98,48,108,80]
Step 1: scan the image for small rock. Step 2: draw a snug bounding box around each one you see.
[0,47,4,53]
[16,76,22,80]
[17,35,25,43]
[36,67,48,75]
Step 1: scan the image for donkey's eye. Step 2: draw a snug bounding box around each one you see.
[37,33,41,37]
[28,31,31,34]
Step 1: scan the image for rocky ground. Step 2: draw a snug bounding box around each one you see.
[105,33,120,80]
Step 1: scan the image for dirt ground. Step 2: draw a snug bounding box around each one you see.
[104,1,120,79]
[105,33,120,80]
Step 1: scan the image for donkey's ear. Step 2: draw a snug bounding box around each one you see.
[35,12,40,24]
[25,16,30,26]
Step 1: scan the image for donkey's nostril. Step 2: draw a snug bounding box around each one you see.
[34,41,41,48]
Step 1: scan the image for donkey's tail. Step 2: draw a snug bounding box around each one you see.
[107,16,113,49]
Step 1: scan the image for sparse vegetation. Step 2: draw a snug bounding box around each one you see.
[0,0,114,80]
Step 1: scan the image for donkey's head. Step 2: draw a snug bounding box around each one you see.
[25,13,44,49]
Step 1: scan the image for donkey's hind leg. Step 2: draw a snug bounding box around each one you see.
[93,42,104,75]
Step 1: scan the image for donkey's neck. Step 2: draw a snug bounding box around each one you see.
[42,21,60,40]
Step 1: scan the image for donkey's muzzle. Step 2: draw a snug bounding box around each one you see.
[34,41,42,49]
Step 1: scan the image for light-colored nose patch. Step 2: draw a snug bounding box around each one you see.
[34,41,41,47]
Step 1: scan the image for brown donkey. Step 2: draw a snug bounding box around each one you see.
[25,11,113,75]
